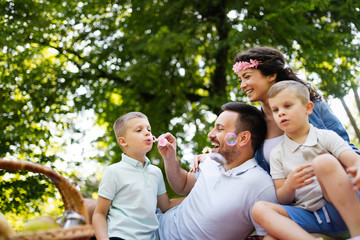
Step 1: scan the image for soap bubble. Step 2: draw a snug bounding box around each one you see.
[225,132,237,146]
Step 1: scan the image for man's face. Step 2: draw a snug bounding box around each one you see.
[207,110,239,162]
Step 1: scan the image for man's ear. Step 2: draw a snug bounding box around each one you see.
[237,131,251,147]
[306,101,314,115]
[118,137,128,148]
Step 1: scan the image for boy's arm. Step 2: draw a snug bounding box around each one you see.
[274,163,314,204]
[92,196,112,240]
[339,149,360,191]
[157,132,197,195]
[157,193,186,213]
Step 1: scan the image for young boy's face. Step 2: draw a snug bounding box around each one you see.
[121,117,153,154]
[269,89,313,135]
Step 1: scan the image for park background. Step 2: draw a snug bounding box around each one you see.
[1,0,360,230]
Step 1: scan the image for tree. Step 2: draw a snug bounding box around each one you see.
[1,0,359,220]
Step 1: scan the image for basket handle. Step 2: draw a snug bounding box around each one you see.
[0,158,90,224]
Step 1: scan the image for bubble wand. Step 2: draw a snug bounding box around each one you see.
[152,136,169,146]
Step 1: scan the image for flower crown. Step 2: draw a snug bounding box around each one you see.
[232,59,259,76]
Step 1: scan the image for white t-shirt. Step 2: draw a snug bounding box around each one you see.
[263,135,284,164]
[270,125,351,211]
[158,157,278,240]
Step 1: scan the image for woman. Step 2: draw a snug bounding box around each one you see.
[233,46,359,173]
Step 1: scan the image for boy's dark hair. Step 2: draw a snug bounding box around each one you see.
[221,102,267,152]
[234,46,322,101]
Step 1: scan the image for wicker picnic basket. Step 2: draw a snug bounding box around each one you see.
[0,158,94,240]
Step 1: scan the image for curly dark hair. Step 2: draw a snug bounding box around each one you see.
[234,46,322,101]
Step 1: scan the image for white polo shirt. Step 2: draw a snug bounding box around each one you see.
[270,125,351,211]
[158,157,277,240]
[98,153,166,240]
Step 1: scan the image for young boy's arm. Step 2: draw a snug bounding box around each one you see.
[92,196,112,240]
[274,163,315,204]
[339,149,360,191]
[157,193,185,213]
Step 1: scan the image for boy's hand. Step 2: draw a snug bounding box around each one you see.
[157,132,177,161]
[285,163,315,190]
[347,166,360,191]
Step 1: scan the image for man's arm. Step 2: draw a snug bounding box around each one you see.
[157,132,197,195]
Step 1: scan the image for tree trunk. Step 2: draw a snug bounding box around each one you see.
[353,86,360,114]
[340,97,360,141]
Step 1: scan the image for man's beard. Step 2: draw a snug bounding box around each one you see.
[219,145,238,166]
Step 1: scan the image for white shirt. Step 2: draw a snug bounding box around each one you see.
[158,157,277,240]
[263,135,284,164]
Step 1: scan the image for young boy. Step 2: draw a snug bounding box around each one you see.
[92,112,182,240]
[251,81,360,239]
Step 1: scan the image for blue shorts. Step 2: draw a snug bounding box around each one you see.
[282,200,350,239]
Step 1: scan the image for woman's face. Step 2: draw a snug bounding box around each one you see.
[238,69,276,103]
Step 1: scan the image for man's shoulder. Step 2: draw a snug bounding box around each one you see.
[240,162,274,186]
[252,164,273,180]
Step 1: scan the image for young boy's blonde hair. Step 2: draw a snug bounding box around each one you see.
[268,80,310,104]
[113,112,148,145]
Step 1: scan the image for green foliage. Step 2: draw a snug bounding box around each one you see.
[1,0,359,219]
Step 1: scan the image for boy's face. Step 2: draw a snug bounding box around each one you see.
[269,89,313,135]
[119,117,153,154]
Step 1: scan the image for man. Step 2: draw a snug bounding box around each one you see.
[157,102,278,240]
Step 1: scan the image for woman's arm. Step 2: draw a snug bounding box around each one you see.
[310,101,359,154]
[339,149,360,191]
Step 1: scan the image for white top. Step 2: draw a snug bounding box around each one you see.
[158,157,278,240]
[98,153,166,240]
[270,125,351,211]
[263,135,284,164]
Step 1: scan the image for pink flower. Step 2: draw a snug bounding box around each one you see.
[232,59,259,76]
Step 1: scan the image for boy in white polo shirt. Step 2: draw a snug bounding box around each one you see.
[252,81,360,239]
[93,112,183,240]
